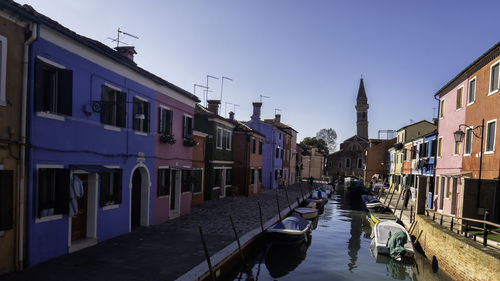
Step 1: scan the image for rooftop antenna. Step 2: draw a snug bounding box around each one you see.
[233,104,240,114]
[224,102,232,118]
[220,76,233,114]
[107,27,139,48]
[259,94,270,102]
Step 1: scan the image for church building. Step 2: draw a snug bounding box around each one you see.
[326,78,370,179]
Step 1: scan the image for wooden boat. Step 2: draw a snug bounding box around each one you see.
[304,198,325,214]
[293,207,318,220]
[267,215,312,245]
[361,194,383,209]
[370,220,414,261]
[368,205,397,226]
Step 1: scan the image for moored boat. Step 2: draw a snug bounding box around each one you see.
[370,220,414,261]
[367,205,397,226]
[267,215,312,245]
[293,207,318,220]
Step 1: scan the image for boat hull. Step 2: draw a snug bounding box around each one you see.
[370,221,414,260]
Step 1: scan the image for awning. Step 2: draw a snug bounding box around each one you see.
[69,164,114,173]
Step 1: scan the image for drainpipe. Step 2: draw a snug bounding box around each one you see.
[432,94,441,211]
[18,23,37,270]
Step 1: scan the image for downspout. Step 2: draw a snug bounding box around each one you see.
[18,22,37,270]
[432,94,441,211]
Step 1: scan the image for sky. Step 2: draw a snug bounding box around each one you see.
[20,0,500,149]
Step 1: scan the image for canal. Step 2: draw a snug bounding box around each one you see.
[223,187,453,281]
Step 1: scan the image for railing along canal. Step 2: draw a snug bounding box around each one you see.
[424,208,500,249]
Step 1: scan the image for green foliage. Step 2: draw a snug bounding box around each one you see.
[300,137,329,154]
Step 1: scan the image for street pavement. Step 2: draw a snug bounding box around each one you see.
[2,182,313,281]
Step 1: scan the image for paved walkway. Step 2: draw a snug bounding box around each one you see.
[3,182,314,281]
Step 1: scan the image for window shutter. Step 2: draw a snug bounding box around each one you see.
[133,98,139,130]
[58,69,73,116]
[158,107,164,134]
[182,116,186,138]
[55,169,70,214]
[99,173,108,207]
[114,170,122,204]
[167,110,173,135]
[145,102,150,133]
[34,59,44,112]
[0,171,13,230]
[117,92,127,127]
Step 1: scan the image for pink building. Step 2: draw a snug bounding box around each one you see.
[434,79,467,216]
[153,92,198,223]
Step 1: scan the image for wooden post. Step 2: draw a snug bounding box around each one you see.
[432,212,435,221]
[297,197,301,207]
[394,189,403,213]
[465,221,469,237]
[229,215,245,265]
[483,224,488,247]
[257,200,264,232]
[450,217,454,231]
[199,226,216,281]
[414,230,424,244]
[284,186,292,212]
[275,189,282,221]
[410,206,413,224]
[399,204,404,221]
[440,215,443,226]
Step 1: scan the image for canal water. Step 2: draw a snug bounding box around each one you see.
[223,188,453,281]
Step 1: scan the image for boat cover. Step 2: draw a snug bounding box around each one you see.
[268,215,310,234]
[387,230,408,259]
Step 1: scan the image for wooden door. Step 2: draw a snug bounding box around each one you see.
[131,170,142,228]
[71,174,88,241]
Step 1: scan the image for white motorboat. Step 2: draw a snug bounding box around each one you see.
[370,220,414,261]
[293,207,318,220]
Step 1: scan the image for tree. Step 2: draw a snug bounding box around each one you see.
[316,128,337,153]
[300,137,329,154]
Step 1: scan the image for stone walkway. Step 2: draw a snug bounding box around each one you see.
[2,182,313,281]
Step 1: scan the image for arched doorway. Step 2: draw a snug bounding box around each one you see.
[129,165,151,230]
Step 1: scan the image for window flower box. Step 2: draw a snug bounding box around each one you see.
[160,134,176,144]
[183,137,197,147]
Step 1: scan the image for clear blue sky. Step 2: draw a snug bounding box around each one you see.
[21,0,500,149]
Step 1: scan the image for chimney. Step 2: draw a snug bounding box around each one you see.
[274,114,281,125]
[207,100,220,114]
[229,111,235,120]
[115,46,137,62]
[251,102,262,121]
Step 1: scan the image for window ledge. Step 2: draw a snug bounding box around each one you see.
[467,101,475,107]
[464,153,471,157]
[102,204,120,210]
[158,195,169,199]
[103,124,121,132]
[35,214,63,223]
[182,191,191,194]
[192,192,203,195]
[36,111,65,121]
[488,89,498,96]
[455,107,462,112]
[134,131,148,136]
[484,151,495,155]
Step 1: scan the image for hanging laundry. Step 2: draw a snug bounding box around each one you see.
[69,175,84,217]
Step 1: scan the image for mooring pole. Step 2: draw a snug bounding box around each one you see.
[275,189,282,221]
[284,186,292,212]
[229,215,245,265]
[299,184,305,201]
[257,200,264,232]
[394,188,403,213]
[199,226,216,281]
[297,197,301,207]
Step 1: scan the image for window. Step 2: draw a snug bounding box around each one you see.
[280,149,284,159]
[258,168,262,183]
[454,141,460,155]
[338,161,342,168]
[34,58,73,116]
[446,178,451,198]
[0,171,13,230]
[100,169,122,206]
[0,35,7,106]
[190,170,203,193]
[485,120,496,153]
[456,87,463,110]
[223,129,232,150]
[158,107,173,135]
[250,169,255,184]
[437,137,442,157]
[183,115,193,139]
[182,169,200,193]
[490,62,499,94]
[345,158,350,168]
[464,128,472,155]
[133,97,150,133]
[274,170,278,180]
[430,139,437,157]
[439,99,445,118]
[357,158,362,169]
[279,133,282,140]
[276,147,279,158]
[37,168,70,218]
[259,141,263,154]
[468,78,476,104]
[158,168,171,196]
[252,138,256,154]
[216,128,223,149]
[101,85,126,128]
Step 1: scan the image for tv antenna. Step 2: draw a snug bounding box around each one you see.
[259,94,270,102]
[107,27,139,48]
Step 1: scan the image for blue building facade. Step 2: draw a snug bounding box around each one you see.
[422,133,437,208]
[21,12,198,266]
[245,103,283,189]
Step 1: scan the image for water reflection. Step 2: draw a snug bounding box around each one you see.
[265,241,310,278]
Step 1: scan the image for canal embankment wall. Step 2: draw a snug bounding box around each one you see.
[410,215,500,281]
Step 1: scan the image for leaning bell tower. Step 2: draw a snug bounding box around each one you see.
[355,77,369,139]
